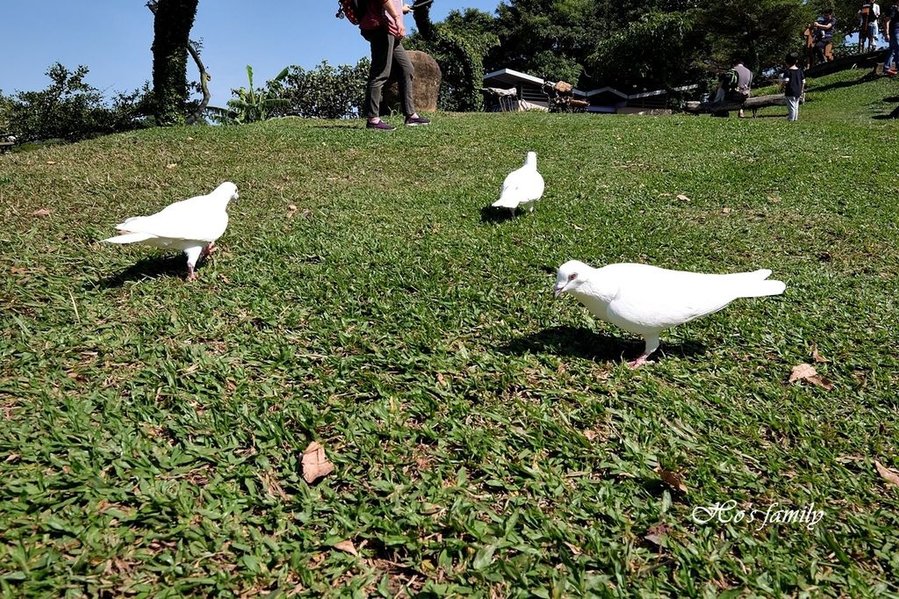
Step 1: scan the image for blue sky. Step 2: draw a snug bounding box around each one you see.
[1,0,502,105]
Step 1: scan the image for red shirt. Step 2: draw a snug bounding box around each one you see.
[360,0,402,31]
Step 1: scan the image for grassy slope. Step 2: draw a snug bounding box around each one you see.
[1,69,898,597]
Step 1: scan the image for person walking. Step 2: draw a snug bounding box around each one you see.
[885,0,899,74]
[781,53,806,122]
[858,0,881,52]
[359,0,431,130]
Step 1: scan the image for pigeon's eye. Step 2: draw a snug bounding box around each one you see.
[568,273,577,282]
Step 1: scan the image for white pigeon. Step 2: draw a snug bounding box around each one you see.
[554,260,786,368]
[102,182,239,280]
[491,151,545,214]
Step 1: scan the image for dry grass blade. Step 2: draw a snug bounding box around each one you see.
[874,461,899,489]
[811,344,829,363]
[656,467,687,493]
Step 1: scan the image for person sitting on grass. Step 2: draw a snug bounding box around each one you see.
[711,59,753,117]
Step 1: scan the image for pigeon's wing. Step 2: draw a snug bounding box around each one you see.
[529,171,545,201]
[115,196,228,242]
[606,266,782,332]
[493,168,542,208]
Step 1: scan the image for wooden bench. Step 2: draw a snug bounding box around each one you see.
[0,133,16,153]
[683,93,805,117]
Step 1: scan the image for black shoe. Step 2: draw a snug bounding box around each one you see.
[366,120,396,131]
[404,115,431,126]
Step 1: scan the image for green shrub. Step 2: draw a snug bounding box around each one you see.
[270,60,371,119]
[6,63,152,143]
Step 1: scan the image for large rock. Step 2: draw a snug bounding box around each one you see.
[380,50,441,115]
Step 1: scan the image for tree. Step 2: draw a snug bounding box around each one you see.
[407,8,500,111]
[486,0,598,84]
[150,0,200,125]
[0,91,12,132]
[588,10,705,91]
[418,0,830,100]
[699,0,812,73]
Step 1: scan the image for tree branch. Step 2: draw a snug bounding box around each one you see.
[147,0,210,124]
[186,41,211,124]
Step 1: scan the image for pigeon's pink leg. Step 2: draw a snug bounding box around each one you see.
[627,334,660,369]
[184,246,204,281]
[200,242,216,261]
[627,355,653,369]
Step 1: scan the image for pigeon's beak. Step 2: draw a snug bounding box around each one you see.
[553,285,565,298]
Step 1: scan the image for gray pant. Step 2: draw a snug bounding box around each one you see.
[362,28,415,118]
[786,96,800,122]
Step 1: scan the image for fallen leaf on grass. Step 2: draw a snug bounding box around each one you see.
[656,467,687,493]
[333,540,357,556]
[788,363,814,381]
[32,208,51,217]
[875,461,899,488]
[166,163,178,169]
[301,441,334,484]
[788,363,833,390]
[676,194,691,202]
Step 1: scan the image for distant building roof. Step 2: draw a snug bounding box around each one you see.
[483,68,587,97]
[483,69,699,100]
[584,86,629,99]
[627,83,699,99]
[482,69,701,111]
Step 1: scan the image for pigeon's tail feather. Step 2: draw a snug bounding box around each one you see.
[102,232,155,244]
[736,278,786,298]
[492,196,520,208]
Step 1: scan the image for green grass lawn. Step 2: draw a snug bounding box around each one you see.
[1,68,898,597]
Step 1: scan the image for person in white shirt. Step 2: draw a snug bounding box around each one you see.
[858,1,882,52]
